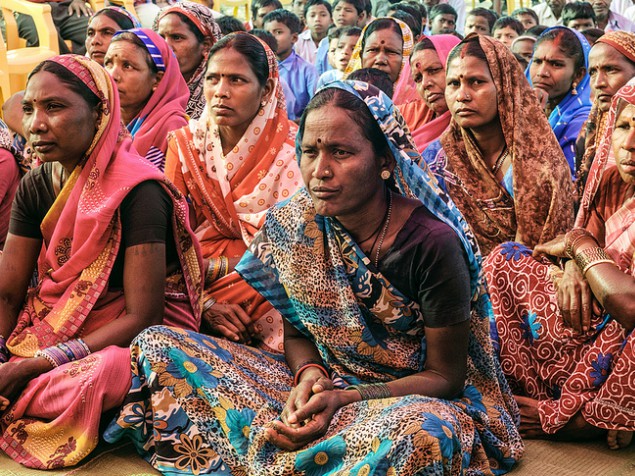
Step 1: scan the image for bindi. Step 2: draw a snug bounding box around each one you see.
[317,138,322,143]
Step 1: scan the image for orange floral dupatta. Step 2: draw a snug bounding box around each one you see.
[7,55,203,358]
[165,33,301,351]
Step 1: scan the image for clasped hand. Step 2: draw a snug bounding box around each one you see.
[265,373,349,451]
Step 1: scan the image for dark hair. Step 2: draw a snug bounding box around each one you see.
[299,86,391,159]
[513,51,529,70]
[347,68,394,97]
[526,24,548,37]
[327,25,362,42]
[332,0,367,16]
[492,16,524,36]
[467,7,498,31]
[581,27,605,45]
[208,33,269,87]
[28,60,101,109]
[263,8,302,33]
[389,10,419,37]
[362,18,403,51]
[429,3,457,21]
[562,2,596,26]
[446,35,489,67]
[304,0,333,19]
[91,8,135,30]
[250,28,278,51]
[110,31,159,74]
[511,7,539,26]
[166,11,207,43]
[405,0,427,20]
[217,15,247,35]
[535,27,586,73]
[251,0,283,21]
[411,35,435,57]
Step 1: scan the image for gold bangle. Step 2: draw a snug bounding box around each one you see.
[574,247,614,276]
[202,297,217,313]
[565,228,592,259]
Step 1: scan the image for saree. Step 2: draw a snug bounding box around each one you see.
[576,31,635,195]
[156,1,222,121]
[483,81,635,434]
[105,81,523,475]
[399,34,461,154]
[527,26,592,175]
[345,17,419,104]
[164,33,302,352]
[0,55,203,469]
[0,119,20,249]
[122,28,189,171]
[428,34,574,256]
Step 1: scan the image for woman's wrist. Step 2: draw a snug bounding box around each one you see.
[295,366,328,385]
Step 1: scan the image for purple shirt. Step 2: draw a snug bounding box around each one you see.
[278,50,318,121]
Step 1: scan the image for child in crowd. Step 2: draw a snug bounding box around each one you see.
[511,34,536,63]
[292,0,308,27]
[264,9,318,121]
[217,15,247,35]
[317,26,361,87]
[347,67,394,96]
[464,7,498,36]
[295,0,333,64]
[563,2,597,31]
[250,0,283,29]
[385,2,423,35]
[511,7,539,31]
[492,16,524,47]
[315,0,369,75]
[428,4,457,35]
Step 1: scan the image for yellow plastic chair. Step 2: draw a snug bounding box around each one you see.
[0,0,59,92]
[105,0,137,17]
[215,0,250,21]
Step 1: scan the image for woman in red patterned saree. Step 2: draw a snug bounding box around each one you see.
[0,55,202,469]
[484,80,635,450]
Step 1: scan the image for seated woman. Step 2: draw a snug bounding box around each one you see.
[105,80,523,475]
[0,120,20,250]
[422,34,574,256]
[400,34,461,153]
[104,28,189,171]
[85,6,141,65]
[345,17,419,105]
[0,55,202,469]
[164,32,302,352]
[484,80,635,450]
[576,31,635,194]
[528,26,592,176]
[156,1,222,120]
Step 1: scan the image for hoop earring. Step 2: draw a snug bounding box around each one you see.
[380,170,391,180]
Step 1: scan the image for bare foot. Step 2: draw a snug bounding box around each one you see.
[607,430,633,450]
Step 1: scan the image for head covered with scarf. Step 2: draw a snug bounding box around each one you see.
[577,31,635,194]
[441,33,574,254]
[156,1,222,120]
[111,28,189,168]
[9,54,202,356]
[91,5,141,29]
[400,34,461,152]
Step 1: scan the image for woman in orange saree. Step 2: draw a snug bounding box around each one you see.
[164,32,302,352]
[0,55,202,469]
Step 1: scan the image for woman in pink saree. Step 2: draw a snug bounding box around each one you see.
[0,55,203,469]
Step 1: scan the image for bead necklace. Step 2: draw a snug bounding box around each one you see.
[373,191,393,267]
[491,147,510,176]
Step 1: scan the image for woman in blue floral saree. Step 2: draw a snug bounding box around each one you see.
[104,81,523,475]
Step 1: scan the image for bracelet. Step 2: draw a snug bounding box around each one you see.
[574,247,615,276]
[218,256,229,279]
[206,259,221,284]
[346,383,392,400]
[565,228,593,259]
[34,338,92,368]
[0,335,9,364]
[293,363,328,386]
[202,297,217,313]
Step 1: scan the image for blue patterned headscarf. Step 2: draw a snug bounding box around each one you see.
[527,26,592,172]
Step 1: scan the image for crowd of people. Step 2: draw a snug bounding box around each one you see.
[0,0,634,473]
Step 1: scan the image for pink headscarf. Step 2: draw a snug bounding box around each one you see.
[114,28,189,167]
[399,34,461,153]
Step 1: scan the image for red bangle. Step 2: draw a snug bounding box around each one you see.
[293,363,328,386]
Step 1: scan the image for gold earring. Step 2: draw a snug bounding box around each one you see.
[571,83,578,96]
[380,170,391,180]
[261,100,267,107]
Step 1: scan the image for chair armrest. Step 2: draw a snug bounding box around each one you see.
[0,0,59,52]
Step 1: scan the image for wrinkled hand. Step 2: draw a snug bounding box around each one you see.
[67,0,92,17]
[533,86,549,111]
[0,358,51,411]
[267,385,349,451]
[203,302,254,344]
[533,234,567,259]
[557,260,598,333]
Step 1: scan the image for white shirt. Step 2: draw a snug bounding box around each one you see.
[530,3,562,27]
[294,29,318,65]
